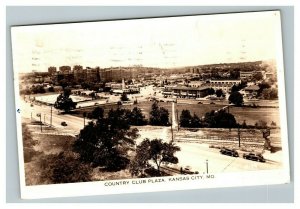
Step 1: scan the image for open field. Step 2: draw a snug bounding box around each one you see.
[135,126,283,174]
[72,101,280,126]
[135,126,281,151]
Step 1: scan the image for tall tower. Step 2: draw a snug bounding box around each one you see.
[122,78,126,90]
[171,98,179,131]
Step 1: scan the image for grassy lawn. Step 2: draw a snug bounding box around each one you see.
[72,101,280,126]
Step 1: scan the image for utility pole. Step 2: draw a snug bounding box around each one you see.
[37,113,42,132]
[171,123,174,142]
[238,125,241,147]
[50,106,53,126]
[176,109,179,131]
[206,159,209,174]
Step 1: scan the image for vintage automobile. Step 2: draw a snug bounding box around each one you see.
[61,121,68,126]
[243,153,266,162]
[181,166,199,175]
[220,148,239,157]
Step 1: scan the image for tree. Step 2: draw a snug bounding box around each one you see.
[253,72,263,81]
[88,107,104,119]
[73,108,138,171]
[129,107,147,126]
[207,88,215,95]
[150,102,160,125]
[228,91,244,106]
[129,139,151,177]
[48,86,55,92]
[159,107,170,126]
[31,85,46,94]
[58,79,69,89]
[204,109,237,128]
[230,69,240,79]
[255,120,268,129]
[149,102,170,126]
[271,121,277,127]
[54,91,76,113]
[130,139,180,176]
[191,114,202,128]
[121,93,129,101]
[231,81,247,92]
[261,88,278,100]
[258,81,271,96]
[40,151,92,184]
[241,120,247,128]
[216,89,224,97]
[89,92,97,100]
[180,110,192,127]
[231,84,239,92]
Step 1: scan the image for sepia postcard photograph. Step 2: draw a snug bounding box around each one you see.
[11,10,290,199]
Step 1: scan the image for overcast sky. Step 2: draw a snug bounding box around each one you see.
[11,11,282,73]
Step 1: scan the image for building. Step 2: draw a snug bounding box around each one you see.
[188,81,203,88]
[163,86,210,99]
[240,71,254,80]
[48,66,57,75]
[86,67,100,83]
[244,85,260,98]
[59,66,71,74]
[209,79,241,92]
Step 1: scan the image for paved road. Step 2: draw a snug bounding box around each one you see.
[20,99,87,135]
[174,142,282,174]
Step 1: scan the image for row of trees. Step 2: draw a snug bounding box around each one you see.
[86,106,148,126]
[207,88,225,97]
[179,109,238,129]
[20,85,47,95]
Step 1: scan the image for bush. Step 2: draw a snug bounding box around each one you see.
[40,151,92,184]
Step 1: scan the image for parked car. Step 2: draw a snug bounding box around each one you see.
[210,102,216,105]
[243,153,266,162]
[181,166,199,175]
[220,148,239,157]
[61,121,67,126]
[198,101,203,104]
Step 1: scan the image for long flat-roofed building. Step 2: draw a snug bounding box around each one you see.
[163,86,210,99]
[240,71,254,79]
[209,79,241,92]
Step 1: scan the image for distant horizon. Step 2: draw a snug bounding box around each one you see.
[19,59,276,74]
[12,11,281,73]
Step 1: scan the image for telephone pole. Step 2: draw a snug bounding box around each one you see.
[206,159,209,174]
[50,106,53,126]
[238,125,241,147]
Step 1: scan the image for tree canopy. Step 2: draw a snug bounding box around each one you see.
[54,89,76,113]
[130,138,180,177]
[228,91,244,106]
[149,102,169,126]
[204,109,237,128]
[215,89,224,97]
[73,108,139,171]
[87,107,104,119]
[129,107,147,126]
[121,93,129,101]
